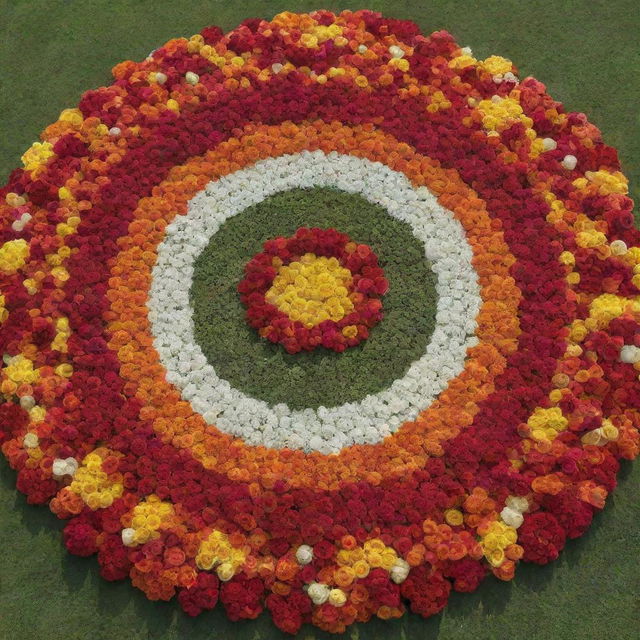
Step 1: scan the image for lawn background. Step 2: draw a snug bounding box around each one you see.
[0,1,638,639]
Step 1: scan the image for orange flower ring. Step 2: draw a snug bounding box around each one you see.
[0,10,638,634]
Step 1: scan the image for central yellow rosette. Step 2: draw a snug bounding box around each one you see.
[265,252,355,328]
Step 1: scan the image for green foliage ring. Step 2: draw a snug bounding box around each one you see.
[190,186,438,410]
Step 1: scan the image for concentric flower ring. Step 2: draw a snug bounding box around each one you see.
[0,9,637,635]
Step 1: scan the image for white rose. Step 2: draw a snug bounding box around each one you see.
[51,459,68,477]
[389,558,410,584]
[121,528,136,546]
[295,545,314,565]
[22,432,39,448]
[307,582,330,605]
[19,395,36,410]
[610,239,627,255]
[500,506,524,529]
[620,345,640,364]
[506,495,529,513]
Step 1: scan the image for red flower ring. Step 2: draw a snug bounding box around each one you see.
[0,10,638,635]
[238,227,388,353]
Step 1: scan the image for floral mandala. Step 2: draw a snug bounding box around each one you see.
[0,9,638,635]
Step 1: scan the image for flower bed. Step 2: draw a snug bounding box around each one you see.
[238,226,388,353]
[0,9,638,635]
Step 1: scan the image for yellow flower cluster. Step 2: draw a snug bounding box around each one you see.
[21,140,55,175]
[0,239,29,274]
[2,355,39,385]
[477,95,534,133]
[300,23,343,48]
[527,407,568,442]
[570,294,640,343]
[480,520,518,567]
[426,89,452,113]
[335,538,399,582]
[266,253,354,328]
[575,229,608,248]
[128,496,175,544]
[69,452,124,510]
[479,55,513,75]
[51,317,71,353]
[574,170,628,195]
[195,530,248,581]
[58,108,85,127]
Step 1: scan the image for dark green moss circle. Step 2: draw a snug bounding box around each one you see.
[190,186,438,410]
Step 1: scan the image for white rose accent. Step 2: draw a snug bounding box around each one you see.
[620,345,640,364]
[389,558,410,583]
[121,528,136,546]
[149,152,482,452]
[307,582,330,605]
[295,544,314,565]
[22,432,39,448]
[51,457,78,477]
[506,495,529,513]
[500,506,524,529]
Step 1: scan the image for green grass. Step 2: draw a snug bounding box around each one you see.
[0,1,639,639]
[191,187,436,410]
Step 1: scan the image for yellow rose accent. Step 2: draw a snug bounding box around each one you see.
[583,170,628,195]
[575,230,607,248]
[480,520,517,567]
[196,530,248,580]
[479,55,513,75]
[559,251,576,267]
[449,54,477,70]
[58,186,72,200]
[0,295,7,324]
[328,588,347,607]
[578,294,640,334]
[2,355,40,385]
[300,33,319,48]
[55,363,74,378]
[127,495,175,544]
[0,239,29,274]
[426,90,452,113]
[29,405,46,423]
[58,108,84,127]
[527,406,568,442]
[334,538,399,577]
[69,451,124,511]
[477,95,533,132]
[389,57,410,72]
[51,317,71,352]
[51,266,70,282]
[265,253,354,328]
[21,141,55,175]
[341,325,358,339]
[444,508,464,526]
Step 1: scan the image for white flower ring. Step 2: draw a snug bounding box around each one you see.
[148,151,482,453]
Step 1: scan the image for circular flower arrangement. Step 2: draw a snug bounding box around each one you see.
[238,226,389,353]
[0,9,638,635]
